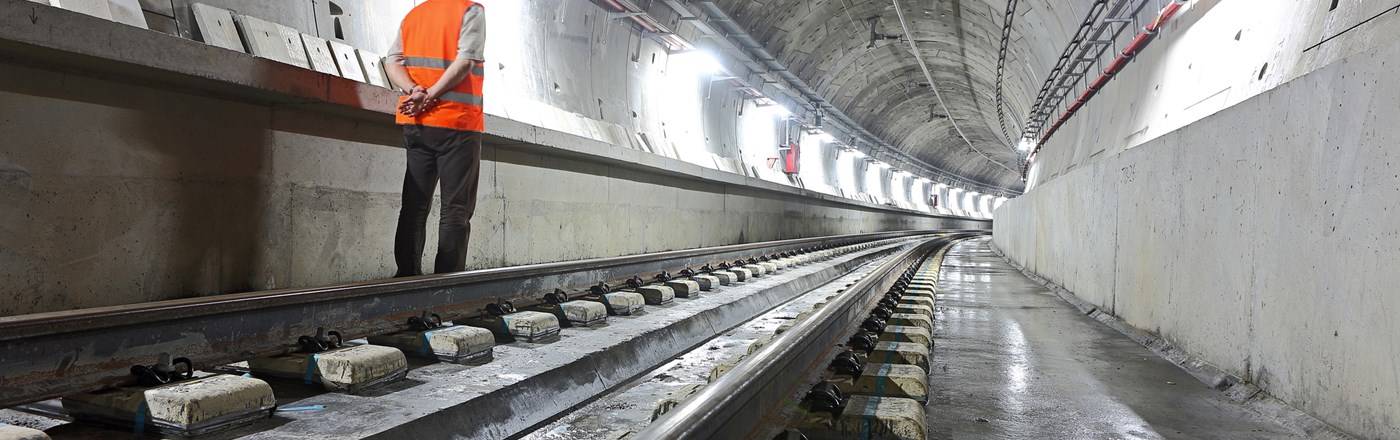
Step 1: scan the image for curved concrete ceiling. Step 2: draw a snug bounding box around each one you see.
[706,0,1094,191]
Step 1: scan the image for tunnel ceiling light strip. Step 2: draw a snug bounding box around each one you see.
[690,1,1019,197]
[889,0,1020,176]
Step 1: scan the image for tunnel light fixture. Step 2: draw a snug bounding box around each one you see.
[813,130,836,144]
[672,49,725,76]
[1016,137,1035,152]
[752,97,792,117]
[753,100,792,119]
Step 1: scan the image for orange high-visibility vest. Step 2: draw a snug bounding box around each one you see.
[395,0,485,132]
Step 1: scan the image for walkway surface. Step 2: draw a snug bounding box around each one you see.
[927,237,1304,440]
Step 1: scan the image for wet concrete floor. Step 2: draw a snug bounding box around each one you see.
[928,238,1304,440]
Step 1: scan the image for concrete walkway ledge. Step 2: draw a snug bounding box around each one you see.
[987,242,1355,440]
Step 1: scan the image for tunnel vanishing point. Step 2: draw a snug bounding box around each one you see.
[0,1,1396,439]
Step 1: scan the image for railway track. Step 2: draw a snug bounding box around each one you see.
[0,230,973,439]
[636,235,956,439]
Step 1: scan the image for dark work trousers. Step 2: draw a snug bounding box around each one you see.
[394,125,482,276]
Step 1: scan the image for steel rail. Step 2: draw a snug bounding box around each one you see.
[635,233,966,439]
[0,230,963,408]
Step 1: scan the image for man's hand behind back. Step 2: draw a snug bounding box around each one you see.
[399,86,439,117]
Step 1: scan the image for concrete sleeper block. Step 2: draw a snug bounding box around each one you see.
[61,374,275,436]
[0,425,49,440]
[899,296,935,309]
[691,274,720,290]
[636,285,675,305]
[501,311,562,343]
[894,303,933,318]
[664,279,702,298]
[367,325,495,364]
[836,363,929,402]
[796,395,927,440]
[730,268,752,281]
[560,300,608,327]
[877,325,932,347]
[867,341,930,373]
[886,313,932,333]
[711,271,738,285]
[248,345,408,393]
[599,292,645,315]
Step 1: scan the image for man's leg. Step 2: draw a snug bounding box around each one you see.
[394,126,439,277]
[432,129,482,273]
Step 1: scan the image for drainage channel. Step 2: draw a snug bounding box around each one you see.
[0,232,966,440]
[633,235,966,440]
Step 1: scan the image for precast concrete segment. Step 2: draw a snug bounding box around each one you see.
[522,254,889,439]
[156,240,919,440]
[927,238,1308,439]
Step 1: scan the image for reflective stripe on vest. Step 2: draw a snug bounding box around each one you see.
[395,0,485,132]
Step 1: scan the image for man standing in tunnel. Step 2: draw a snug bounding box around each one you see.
[384,0,487,276]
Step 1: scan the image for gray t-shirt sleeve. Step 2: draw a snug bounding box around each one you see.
[387,5,483,61]
[458,4,485,61]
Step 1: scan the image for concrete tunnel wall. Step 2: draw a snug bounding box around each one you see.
[995,22,1400,440]
[0,0,988,317]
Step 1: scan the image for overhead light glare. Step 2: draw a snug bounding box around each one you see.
[672,49,725,76]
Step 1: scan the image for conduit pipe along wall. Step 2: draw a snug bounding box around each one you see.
[1026,0,1185,167]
